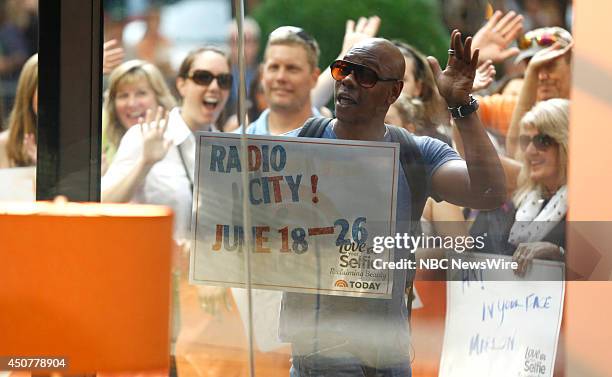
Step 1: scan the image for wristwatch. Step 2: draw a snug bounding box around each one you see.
[448,95,479,119]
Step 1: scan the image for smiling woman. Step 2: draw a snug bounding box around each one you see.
[103,59,176,163]
[176,47,232,131]
[101,47,232,240]
[503,98,570,275]
[514,99,569,204]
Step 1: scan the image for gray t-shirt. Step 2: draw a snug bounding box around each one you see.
[280,123,461,365]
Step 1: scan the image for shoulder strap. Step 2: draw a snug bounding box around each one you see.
[387,125,428,309]
[386,125,428,232]
[298,117,334,138]
[299,121,429,225]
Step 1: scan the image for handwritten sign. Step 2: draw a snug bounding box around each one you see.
[439,253,564,377]
[189,132,399,298]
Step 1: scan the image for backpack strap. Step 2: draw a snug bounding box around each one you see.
[298,117,334,138]
[298,120,428,308]
[387,126,428,314]
[386,125,428,229]
[298,120,429,226]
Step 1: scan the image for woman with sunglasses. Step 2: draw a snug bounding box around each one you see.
[102,47,232,239]
[469,99,568,275]
[509,98,569,275]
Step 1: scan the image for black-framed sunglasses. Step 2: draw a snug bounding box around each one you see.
[186,70,233,90]
[330,60,400,88]
[519,133,557,152]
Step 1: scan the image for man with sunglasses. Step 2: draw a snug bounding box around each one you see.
[281,32,505,376]
[240,19,381,136]
[505,27,573,157]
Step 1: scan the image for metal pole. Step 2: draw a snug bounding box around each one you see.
[235,0,256,376]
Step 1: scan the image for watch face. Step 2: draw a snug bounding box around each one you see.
[450,96,478,119]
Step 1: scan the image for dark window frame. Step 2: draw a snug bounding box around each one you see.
[37,0,103,201]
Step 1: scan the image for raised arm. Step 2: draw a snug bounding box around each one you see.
[102,107,171,203]
[472,59,496,92]
[103,39,125,75]
[311,16,380,108]
[505,42,572,157]
[472,10,523,64]
[428,30,506,209]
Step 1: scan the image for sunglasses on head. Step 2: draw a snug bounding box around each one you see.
[186,70,233,90]
[518,33,559,50]
[330,60,400,88]
[269,26,318,52]
[519,133,557,152]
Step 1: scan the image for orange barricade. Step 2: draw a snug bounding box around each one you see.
[410,267,446,376]
[0,201,173,374]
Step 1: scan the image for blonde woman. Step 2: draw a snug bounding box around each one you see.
[0,53,38,168]
[102,47,232,238]
[0,45,125,169]
[103,59,176,164]
[470,99,569,274]
[509,98,569,274]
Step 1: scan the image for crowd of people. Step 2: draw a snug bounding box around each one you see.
[0,1,574,375]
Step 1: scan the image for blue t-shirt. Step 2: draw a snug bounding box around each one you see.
[234,108,322,135]
[279,123,461,364]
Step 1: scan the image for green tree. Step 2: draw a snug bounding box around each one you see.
[251,0,450,69]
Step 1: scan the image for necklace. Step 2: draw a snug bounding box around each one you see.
[331,121,388,140]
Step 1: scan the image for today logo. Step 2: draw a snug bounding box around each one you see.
[334,280,349,288]
[334,280,381,290]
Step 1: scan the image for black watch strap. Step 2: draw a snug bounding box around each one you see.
[448,95,479,119]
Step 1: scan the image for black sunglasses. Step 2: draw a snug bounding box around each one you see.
[330,60,400,88]
[519,134,557,152]
[186,70,233,90]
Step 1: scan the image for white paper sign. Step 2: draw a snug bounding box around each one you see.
[439,253,565,377]
[190,132,399,298]
[0,167,35,201]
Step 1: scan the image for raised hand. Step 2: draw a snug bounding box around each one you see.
[428,30,479,107]
[340,16,381,55]
[472,59,496,92]
[526,41,573,73]
[140,106,172,166]
[23,133,37,164]
[103,39,125,75]
[472,10,523,63]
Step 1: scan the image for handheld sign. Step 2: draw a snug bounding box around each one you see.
[190,132,399,298]
[439,253,565,377]
[0,167,35,201]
